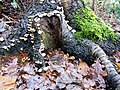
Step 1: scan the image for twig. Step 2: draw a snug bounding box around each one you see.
[92,0,95,11]
[102,0,107,18]
[2,13,18,23]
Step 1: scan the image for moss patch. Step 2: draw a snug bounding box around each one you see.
[73,7,117,43]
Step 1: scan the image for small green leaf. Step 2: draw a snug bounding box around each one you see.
[11,0,20,9]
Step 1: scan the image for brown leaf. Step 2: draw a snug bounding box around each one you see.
[78,61,89,76]
[0,75,17,90]
[78,61,89,69]
[51,70,60,78]
[115,62,120,70]
[102,70,107,77]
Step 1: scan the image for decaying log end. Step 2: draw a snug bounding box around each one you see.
[36,15,62,51]
[0,0,63,69]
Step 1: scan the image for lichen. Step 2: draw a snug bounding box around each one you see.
[73,7,118,43]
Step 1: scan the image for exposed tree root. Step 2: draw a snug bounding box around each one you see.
[59,3,120,88]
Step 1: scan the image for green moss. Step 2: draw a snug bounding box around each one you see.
[74,7,117,43]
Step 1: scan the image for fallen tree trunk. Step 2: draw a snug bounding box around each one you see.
[61,16,120,90]
[61,0,120,55]
[60,0,120,89]
[0,0,120,89]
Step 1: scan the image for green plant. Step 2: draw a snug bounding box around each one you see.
[73,7,117,43]
[11,0,20,9]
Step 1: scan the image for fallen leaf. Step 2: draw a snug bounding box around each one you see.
[51,70,60,78]
[0,75,17,90]
[92,60,107,76]
[23,65,35,75]
[78,61,89,76]
[115,62,120,70]
[83,78,95,88]
[6,58,18,74]
[114,51,120,62]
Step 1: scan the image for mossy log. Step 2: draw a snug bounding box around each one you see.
[61,0,120,53]
[0,0,120,89]
[61,0,120,89]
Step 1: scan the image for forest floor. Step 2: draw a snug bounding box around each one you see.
[0,1,120,90]
[94,2,120,32]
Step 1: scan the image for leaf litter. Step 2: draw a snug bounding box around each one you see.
[0,49,107,90]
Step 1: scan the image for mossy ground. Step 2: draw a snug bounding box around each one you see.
[73,7,118,43]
